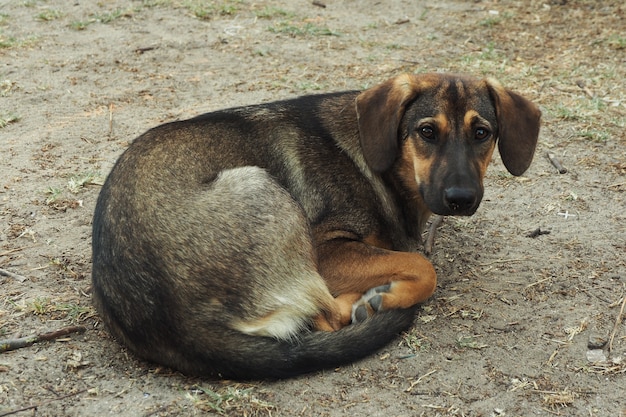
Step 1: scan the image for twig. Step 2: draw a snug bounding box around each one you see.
[525,227,551,238]
[0,325,86,353]
[525,227,549,238]
[0,388,89,417]
[608,296,626,353]
[575,79,595,98]
[607,181,626,189]
[478,258,527,267]
[0,246,27,257]
[526,276,552,289]
[546,152,567,174]
[608,291,626,308]
[424,215,443,255]
[0,268,27,283]
[135,46,157,54]
[394,58,420,64]
[108,102,114,137]
[539,406,562,416]
[545,348,560,366]
[312,0,326,7]
[405,369,437,392]
[533,389,597,395]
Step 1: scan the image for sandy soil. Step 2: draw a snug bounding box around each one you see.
[1,0,625,415]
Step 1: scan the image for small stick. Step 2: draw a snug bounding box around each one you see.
[525,227,551,238]
[607,181,626,189]
[608,296,626,353]
[312,0,326,7]
[526,276,552,289]
[0,246,27,257]
[546,348,559,365]
[405,369,437,392]
[109,102,114,137]
[135,46,157,54]
[575,80,595,98]
[478,258,527,267]
[0,268,27,282]
[0,325,86,353]
[0,388,89,417]
[546,152,567,174]
[394,58,420,64]
[424,215,443,255]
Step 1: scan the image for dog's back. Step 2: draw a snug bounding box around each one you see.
[92,93,418,379]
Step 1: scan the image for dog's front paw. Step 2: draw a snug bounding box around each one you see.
[351,284,392,323]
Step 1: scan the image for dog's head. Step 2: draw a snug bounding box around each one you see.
[355,73,541,216]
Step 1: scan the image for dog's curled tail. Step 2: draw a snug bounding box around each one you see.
[181,306,418,380]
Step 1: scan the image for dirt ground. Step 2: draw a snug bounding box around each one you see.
[1,0,625,415]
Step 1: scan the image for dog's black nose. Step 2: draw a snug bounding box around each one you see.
[443,187,477,213]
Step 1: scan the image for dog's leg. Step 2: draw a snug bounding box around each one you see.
[317,240,437,325]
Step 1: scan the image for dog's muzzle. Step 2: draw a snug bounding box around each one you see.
[443,186,479,215]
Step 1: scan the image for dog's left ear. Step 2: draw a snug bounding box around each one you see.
[486,79,542,176]
[355,74,420,173]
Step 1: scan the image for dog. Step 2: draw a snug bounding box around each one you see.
[92,73,541,379]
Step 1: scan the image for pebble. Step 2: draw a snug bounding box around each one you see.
[587,333,607,349]
[586,349,607,363]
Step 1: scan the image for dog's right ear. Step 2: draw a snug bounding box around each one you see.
[355,74,421,173]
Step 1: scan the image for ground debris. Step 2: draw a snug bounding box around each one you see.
[0,326,86,353]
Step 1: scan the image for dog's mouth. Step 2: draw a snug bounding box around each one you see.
[431,205,480,217]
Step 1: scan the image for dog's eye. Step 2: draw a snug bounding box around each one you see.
[475,127,491,141]
[419,126,435,141]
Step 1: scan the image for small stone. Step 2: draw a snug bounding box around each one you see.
[586,349,607,363]
[587,333,608,349]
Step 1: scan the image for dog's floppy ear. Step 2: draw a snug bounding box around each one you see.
[486,79,541,176]
[355,74,420,173]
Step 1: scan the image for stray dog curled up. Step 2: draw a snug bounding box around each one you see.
[92,73,541,379]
